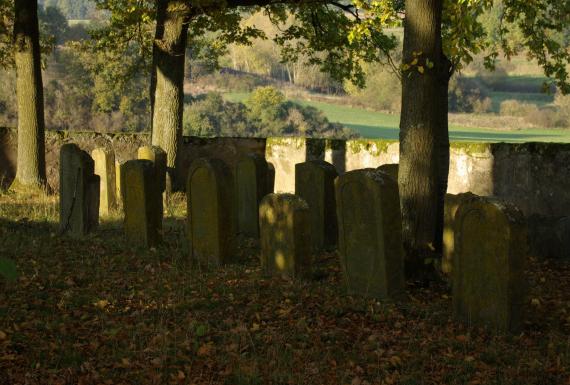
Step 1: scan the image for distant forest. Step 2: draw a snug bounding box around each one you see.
[40,0,95,20]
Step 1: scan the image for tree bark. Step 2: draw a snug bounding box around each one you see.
[150,0,190,190]
[11,0,46,191]
[398,0,450,277]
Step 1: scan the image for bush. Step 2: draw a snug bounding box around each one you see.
[448,76,492,113]
[500,99,567,128]
[183,89,358,139]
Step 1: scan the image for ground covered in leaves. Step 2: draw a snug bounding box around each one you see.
[1,192,570,385]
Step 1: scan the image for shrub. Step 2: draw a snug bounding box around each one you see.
[448,75,492,113]
[344,63,401,112]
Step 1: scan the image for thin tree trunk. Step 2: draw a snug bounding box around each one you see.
[398,0,450,277]
[151,0,190,190]
[11,0,46,192]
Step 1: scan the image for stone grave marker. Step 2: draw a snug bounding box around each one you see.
[59,144,100,237]
[122,160,163,248]
[442,192,476,274]
[295,160,338,251]
[259,193,311,279]
[453,196,527,332]
[335,169,405,299]
[138,146,167,193]
[236,154,274,238]
[91,147,116,216]
[187,158,234,267]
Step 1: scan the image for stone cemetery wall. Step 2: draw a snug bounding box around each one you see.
[1,127,570,220]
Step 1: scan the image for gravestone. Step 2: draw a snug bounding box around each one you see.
[91,147,116,216]
[115,160,123,206]
[442,192,476,274]
[376,163,399,182]
[137,146,167,193]
[187,158,234,267]
[259,193,312,279]
[59,144,100,237]
[295,160,338,251]
[335,169,405,299]
[236,154,274,238]
[122,160,163,248]
[453,196,527,332]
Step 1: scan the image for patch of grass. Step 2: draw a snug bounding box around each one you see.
[224,92,570,143]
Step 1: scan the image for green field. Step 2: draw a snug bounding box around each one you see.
[225,92,570,143]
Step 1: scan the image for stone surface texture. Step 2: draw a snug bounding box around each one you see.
[453,196,527,332]
[335,169,405,299]
[259,193,312,279]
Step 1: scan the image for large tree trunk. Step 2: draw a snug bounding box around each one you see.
[398,0,450,277]
[150,0,190,190]
[11,0,46,192]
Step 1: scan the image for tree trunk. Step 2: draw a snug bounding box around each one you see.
[11,0,46,192]
[398,0,450,277]
[150,0,190,190]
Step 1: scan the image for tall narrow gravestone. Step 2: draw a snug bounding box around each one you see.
[138,146,167,193]
[453,196,527,332]
[259,193,312,279]
[187,158,234,267]
[335,169,405,299]
[295,160,338,251]
[91,147,116,216]
[122,160,163,248]
[236,154,274,238]
[59,144,100,237]
[442,192,476,274]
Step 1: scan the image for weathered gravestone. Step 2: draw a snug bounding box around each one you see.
[335,169,405,299]
[59,144,100,237]
[453,196,527,332]
[442,192,476,274]
[137,146,167,193]
[259,193,312,279]
[187,158,234,267]
[295,160,338,251]
[236,154,275,238]
[115,160,123,207]
[122,160,163,248]
[376,163,399,182]
[91,147,117,216]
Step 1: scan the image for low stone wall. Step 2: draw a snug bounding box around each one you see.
[2,128,570,219]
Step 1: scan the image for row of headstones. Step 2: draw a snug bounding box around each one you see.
[58,143,167,238]
[59,144,526,333]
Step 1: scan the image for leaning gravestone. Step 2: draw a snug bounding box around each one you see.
[59,144,100,237]
[442,192,476,274]
[295,160,338,251]
[335,169,405,299]
[259,193,312,279]
[122,160,163,248]
[187,158,234,267]
[236,154,275,238]
[137,146,167,193]
[453,196,527,332]
[91,147,117,216]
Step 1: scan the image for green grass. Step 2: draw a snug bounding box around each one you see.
[489,91,554,113]
[224,92,570,143]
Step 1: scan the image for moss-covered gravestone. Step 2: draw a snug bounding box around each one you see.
[137,146,167,193]
[59,144,100,237]
[259,193,312,279]
[442,192,476,274]
[335,169,405,299]
[122,160,163,248]
[453,196,527,332]
[376,163,399,182]
[236,154,274,238]
[91,148,116,216]
[187,158,234,267]
[295,160,338,251]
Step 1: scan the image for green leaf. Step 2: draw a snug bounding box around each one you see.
[0,258,17,282]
